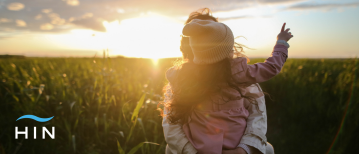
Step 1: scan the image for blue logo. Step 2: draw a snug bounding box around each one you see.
[15,115,55,139]
[16,115,54,122]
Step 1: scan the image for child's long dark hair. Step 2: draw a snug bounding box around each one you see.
[162,8,253,125]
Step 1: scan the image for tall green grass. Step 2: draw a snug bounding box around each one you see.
[0,57,358,154]
[0,55,172,154]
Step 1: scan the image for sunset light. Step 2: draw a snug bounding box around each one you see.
[1,0,359,154]
[36,13,184,58]
[101,13,183,58]
[0,1,358,58]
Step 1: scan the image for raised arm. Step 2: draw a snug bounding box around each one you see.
[232,23,293,84]
[231,44,288,84]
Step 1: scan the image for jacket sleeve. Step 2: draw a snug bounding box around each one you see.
[162,84,197,154]
[232,44,288,84]
[239,83,268,154]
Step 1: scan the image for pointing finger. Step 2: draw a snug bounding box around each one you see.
[281,23,286,32]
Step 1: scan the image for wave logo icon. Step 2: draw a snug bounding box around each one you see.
[16,115,54,122]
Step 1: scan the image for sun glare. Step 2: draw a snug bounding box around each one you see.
[101,13,183,58]
[41,11,275,58]
[45,12,184,58]
[152,58,159,65]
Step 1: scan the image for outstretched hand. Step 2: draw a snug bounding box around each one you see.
[277,23,293,42]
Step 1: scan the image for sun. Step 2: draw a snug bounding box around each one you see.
[151,58,159,65]
[101,12,184,59]
[46,12,184,58]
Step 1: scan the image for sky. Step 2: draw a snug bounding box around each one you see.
[0,0,358,58]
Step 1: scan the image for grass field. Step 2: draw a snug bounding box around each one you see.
[0,57,358,154]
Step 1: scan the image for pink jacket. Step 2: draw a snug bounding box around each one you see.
[163,83,270,154]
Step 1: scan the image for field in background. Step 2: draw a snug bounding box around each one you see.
[0,57,358,154]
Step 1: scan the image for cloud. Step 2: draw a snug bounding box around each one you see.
[0,36,12,40]
[48,13,60,19]
[287,2,359,11]
[72,18,106,32]
[7,2,25,11]
[117,8,125,14]
[0,18,12,23]
[40,23,54,30]
[258,0,304,4]
[219,15,254,21]
[65,0,80,6]
[82,13,93,19]
[16,20,26,27]
[51,17,66,25]
[219,15,272,21]
[35,14,42,20]
[68,17,75,22]
[42,9,52,14]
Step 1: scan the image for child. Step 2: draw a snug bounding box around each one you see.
[162,9,292,154]
[163,83,273,154]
